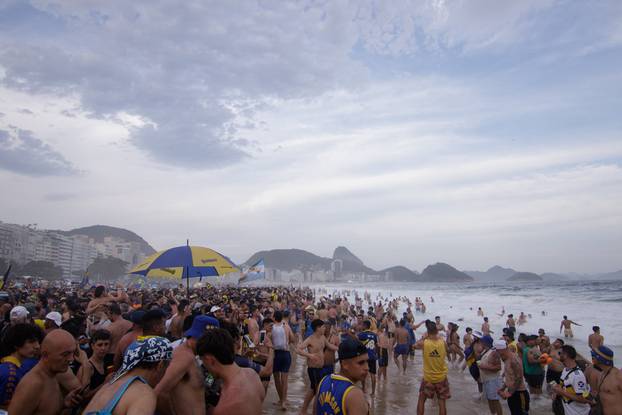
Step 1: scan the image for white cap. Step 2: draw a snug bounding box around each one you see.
[45,311,62,327]
[493,339,507,350]
[210,306,221,313]
[10,305,29,321]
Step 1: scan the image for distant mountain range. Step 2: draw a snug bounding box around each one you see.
[58,225,156,256]
[26,222,622,284]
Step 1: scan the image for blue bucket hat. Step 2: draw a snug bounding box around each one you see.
[591,346,614,367]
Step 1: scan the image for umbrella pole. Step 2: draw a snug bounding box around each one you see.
[186,265,189,297]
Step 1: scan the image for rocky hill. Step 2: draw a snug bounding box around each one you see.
[465,265,517,282]
[507,272,543,282]
[245,249,332,271]
[380,266,420,282]
[58,225,156,255]
[333,246,376,274]
[420,263,474,282]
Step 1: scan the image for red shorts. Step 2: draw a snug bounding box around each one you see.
[419,378,451,400]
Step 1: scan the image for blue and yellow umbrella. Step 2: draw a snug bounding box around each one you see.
[129,245,239,281]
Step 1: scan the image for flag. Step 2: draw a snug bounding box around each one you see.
[1,264,11,290]
[80,270,90,288]
[239,258,265,284]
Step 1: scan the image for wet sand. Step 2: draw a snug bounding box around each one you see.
[263,348,553,414]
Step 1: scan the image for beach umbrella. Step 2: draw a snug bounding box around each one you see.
[128,244,239,293]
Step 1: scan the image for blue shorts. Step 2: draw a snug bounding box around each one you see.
[395,343,409,356]
[483,377,502,401]
[320,364,334,379]
[273,350,291,373]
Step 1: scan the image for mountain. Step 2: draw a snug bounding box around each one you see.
[420,263,474,282]
[599,270,622,280]
[508,272,542,282]
[380,266,420,282]
[465,265,517,282]
[245,249,332,271]
[540,272,569,281]
[333,246,376,274]
[58,225,156,255]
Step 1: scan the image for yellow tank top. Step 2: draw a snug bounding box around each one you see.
[423,338,448,383]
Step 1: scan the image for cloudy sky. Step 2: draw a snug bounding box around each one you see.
[1,0,621,274]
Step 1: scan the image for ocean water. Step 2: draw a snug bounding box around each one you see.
[320,279,622,366]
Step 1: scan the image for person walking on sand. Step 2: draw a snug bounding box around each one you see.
[478,336,504,415]
[560,316,581,338]
[497,340,530,415]
[414,320,451,415]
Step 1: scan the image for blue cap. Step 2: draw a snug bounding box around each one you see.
[184,315,220,338]
[591,346,614,367]
[481,335,494,347]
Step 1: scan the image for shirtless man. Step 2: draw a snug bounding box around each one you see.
[297,319,338,415]
[538,328,551,353]
[86,285,128,315]
[588,326,604,351]
[83,336,172,415]
[435,316,446,333]
[497,341,530,415]
[114,310,145,369]
[393,319,410,374]
[560,315,581,338]
[506,314,516,335]
[107,302,132,352]
[585,346,622,415]
[546,338,565,385]
[481,317,493,336]
[9,329,83,415]
[197,328,265,415]
[155,315,220,415]
[169,299,190,340]
[246,306,261,345]
[377,324,391,382]
[463,327,474,349]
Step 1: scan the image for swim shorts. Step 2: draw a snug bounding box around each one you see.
[367,359,377,374]
[320,364,334,379]
[273,350,292,373]
[564,328,573,337]
[379,348,389,367]
[419,378,451,400]
[483,377,502,400]
[468,363,481,382]
[508,390,530,415]
[524,373,544,389]
[307,367,324,391]
[394,343,409,356]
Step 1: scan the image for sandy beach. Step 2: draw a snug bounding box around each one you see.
[263,346,553,415]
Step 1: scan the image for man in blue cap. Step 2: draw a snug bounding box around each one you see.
[155,315,220,415]
[585,345,621,415]
[313,337,369,415]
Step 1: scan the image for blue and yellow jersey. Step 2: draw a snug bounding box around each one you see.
[316,374,355,415]
[357,330,378,360]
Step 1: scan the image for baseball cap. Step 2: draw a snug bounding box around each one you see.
[481,335,494,348]
[45,311,62,327]
[471,330,483,339]
[493,339,507,350]
[10,305,29,321]
[591,346,614,367]
[111,336,172,383]
[338,338,367,361]
[210,306,222,313]
[184,315,220,338]
[129,310,146,325]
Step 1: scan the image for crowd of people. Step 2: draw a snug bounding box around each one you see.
[0,281,619,415]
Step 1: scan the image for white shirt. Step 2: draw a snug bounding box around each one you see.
[561,366,591,415]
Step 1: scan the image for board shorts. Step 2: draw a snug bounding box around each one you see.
[378,348,389,367]
[273,350,292,373]
[483,377,502,400]
[367,359,377,374]
[394,343,409,356]
[320,364,334,379]
[508,390,530,415]
[419,378,451,400]
[468,363,481,382]
[307,367,324,391]
[524,373,544,389]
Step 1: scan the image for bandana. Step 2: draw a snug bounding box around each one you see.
[111,336,172,383]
